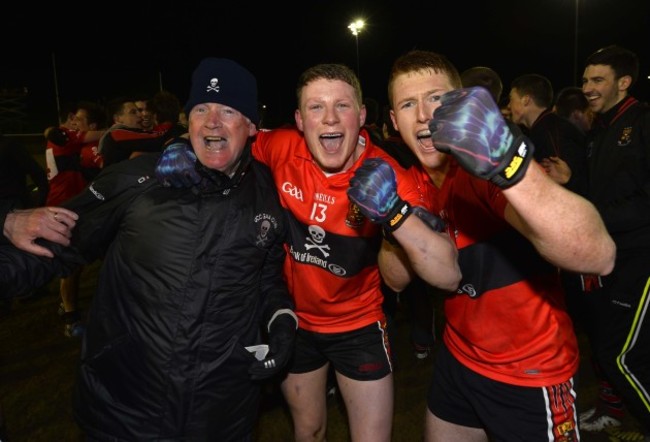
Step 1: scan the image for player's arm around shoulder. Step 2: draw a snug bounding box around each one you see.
[503,161,615,276]
[251,127,300,167]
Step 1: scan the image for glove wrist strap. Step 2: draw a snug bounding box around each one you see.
[383,205,442,246]
[382,199,412,234]
[489,136,533,189]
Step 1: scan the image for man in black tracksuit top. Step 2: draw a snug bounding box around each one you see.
[508,73,588,195]
[577,44,650,437]
[0,58,297,441]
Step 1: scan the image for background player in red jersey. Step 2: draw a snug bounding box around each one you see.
[44,101,107,337]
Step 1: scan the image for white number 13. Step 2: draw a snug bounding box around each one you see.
[310,203,327,222]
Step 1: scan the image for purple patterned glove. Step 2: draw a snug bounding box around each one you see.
[347,158,411,233]
[429,87,534,188]
[155,141,201,188]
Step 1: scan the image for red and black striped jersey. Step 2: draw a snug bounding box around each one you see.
[253,127,426,333]
[408,160,579,387]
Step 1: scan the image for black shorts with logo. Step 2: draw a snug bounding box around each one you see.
[289,321,393,381]
[428,343,579,441]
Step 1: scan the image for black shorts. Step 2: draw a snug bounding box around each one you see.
[428,343,580,441]
[289,321,393,381]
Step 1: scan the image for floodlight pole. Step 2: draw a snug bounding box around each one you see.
[348,20,365,80]
[355,34,360,79]
[573,0,579,85]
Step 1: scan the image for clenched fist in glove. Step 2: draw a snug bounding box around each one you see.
[429,86,534,188]
[249,310,298,381]
[155,141,202,188]
[45,127,69,146]
[347,158,411,233]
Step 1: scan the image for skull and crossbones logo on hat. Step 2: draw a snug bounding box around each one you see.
[206,78,220,92]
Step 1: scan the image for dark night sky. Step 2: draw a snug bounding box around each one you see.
[3,0,649,131]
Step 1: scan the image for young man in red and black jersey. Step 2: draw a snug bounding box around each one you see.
[251,63,460,442]
[351,49,615,442]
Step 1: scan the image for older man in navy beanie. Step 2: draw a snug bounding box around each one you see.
[184,57,260,125]
[0,56,297,441]
[157,57,265,186]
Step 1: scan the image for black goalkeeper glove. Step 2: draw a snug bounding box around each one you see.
[249,310,297,381]
[429,86,534,188]
[347,158,411,233]
[46,127,69,146]
[155,141,202,188]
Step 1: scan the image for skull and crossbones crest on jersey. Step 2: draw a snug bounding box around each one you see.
[305,225,331,258]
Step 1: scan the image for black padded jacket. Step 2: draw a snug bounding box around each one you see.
[0,145,293,440]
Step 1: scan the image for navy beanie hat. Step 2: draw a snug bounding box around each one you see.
[184,57,259,125]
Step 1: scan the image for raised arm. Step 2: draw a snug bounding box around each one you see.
[502,161,615,274]
[347,158,461,292]
[429,86,615,275]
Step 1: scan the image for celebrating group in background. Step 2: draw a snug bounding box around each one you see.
[1,43,649,442]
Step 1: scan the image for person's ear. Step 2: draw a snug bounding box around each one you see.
[294,109,304,131]
[390,110,399,132]
[618,75,632,92]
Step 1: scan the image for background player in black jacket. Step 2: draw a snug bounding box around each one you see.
[577,45,650,440]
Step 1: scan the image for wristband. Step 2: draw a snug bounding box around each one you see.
[383,199,412,233]
[489,135,533,188]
